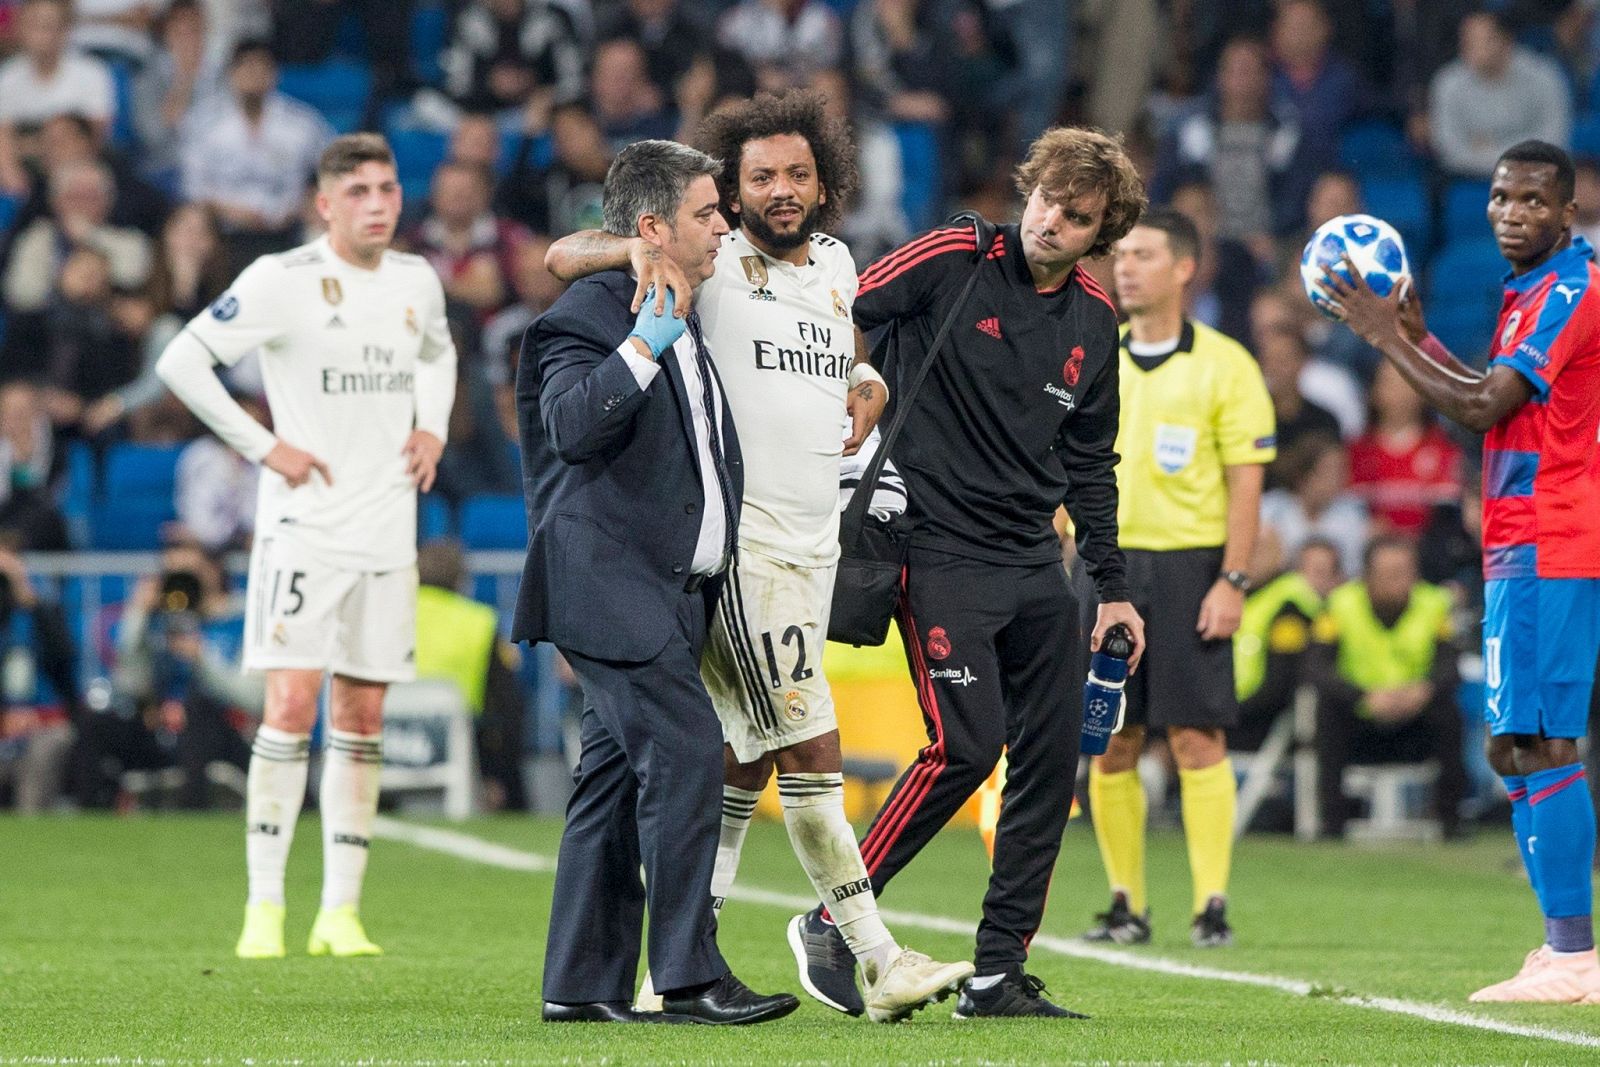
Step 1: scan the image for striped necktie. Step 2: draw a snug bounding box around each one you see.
[685,311,737,570]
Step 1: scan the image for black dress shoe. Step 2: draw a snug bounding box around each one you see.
[542,1000,685,1023]
[661,972,801,1025]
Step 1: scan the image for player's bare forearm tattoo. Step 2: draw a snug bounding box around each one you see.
[855,383,875,402]
[556,231,631,275]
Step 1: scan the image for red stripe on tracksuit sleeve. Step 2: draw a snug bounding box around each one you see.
[859,228,975,286]
[858,239,976,297]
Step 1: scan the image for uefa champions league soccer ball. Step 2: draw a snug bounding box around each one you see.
[1300,213,1410,319]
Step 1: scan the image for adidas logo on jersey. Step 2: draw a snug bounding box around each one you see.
[326,314,346,329]
[976,316,1002,339]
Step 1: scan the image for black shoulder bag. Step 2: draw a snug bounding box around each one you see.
[827,212,997,646]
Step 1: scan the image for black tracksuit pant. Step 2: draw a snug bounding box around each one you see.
[858,548,1083,972]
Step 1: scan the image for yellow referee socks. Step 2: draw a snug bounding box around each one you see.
[1179,759,1237,916]
[1088,764,1147,914]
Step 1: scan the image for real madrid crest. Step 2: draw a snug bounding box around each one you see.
[831,288,848,318]
[741,255,769,289]
[404,306,418,335]
[321,277,343,306]
[783,690,809,722]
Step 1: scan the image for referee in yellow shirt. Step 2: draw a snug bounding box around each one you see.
[1082,209,1275,948]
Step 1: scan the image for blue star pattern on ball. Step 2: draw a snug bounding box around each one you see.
[1300,213,1411,318]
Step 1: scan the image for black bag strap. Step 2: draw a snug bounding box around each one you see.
[841,212,996,552]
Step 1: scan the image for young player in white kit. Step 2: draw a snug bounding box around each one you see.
[546,91,973,1022]
[155,134,457,959]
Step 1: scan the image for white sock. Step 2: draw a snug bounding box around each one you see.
[713,786,762,911]
[969,973,1005,990]
[319,730,382,910]
[245,725,310,906]
[777,772,896,972]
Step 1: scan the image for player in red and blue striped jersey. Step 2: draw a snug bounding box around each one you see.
[1327,140,1600,1004]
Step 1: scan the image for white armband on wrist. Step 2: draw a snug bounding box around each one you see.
[848,363,886,391]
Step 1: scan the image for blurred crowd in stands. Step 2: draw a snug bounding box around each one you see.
[2,0,1597,825]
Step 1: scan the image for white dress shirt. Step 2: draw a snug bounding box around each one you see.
[617,338,729,576]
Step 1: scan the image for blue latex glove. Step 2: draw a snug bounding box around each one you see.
[628,287,686,357]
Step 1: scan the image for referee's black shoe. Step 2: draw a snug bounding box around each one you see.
[1082,891,1152,945]
[661,972,800,1025]
[952,968,1088,1019]
[787,906,865,1016]
[1191,895,1234,948]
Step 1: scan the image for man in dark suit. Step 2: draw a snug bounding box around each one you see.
[514,139,798,1026]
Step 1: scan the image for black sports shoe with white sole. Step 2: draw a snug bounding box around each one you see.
[952,969,1088,1019]
[786,906,864,1016]
[1082,891,1152,945]
[1191,896,1234,947]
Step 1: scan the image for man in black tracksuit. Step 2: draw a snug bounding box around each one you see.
[793,128,1148,1018]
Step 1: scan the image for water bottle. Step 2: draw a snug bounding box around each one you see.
[1081,623,1134,756]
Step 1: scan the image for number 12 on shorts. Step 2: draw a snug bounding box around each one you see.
[761,626,814,689]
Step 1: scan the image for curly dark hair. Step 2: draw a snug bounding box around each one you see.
[1014,127,1147,260]
[694,88,859,234]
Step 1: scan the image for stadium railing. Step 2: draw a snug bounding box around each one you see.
[20,548,550,717]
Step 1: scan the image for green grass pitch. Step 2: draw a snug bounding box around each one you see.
[5,813,1600,1065]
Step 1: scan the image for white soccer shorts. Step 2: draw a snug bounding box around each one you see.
[243,535,418,683]
[702,548,839,764]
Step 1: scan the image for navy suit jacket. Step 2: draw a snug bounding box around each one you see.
[511,270,743,663]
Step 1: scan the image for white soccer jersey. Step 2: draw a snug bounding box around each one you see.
[698,228,858,566]
[182,236,456,571]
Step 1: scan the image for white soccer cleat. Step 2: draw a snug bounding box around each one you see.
[633,970,664,1013]
[863,948,976,1023]
[1469,944,1550,1002]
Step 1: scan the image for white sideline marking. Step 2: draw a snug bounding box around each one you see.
[373,818,1600,1051]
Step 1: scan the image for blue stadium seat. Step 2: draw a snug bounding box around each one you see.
[1339,119,1420,179]
[893,122,941,233]
[1360,176,1430,260]
[278,58,373,133]
[92,443,184,549]
[0,193,16,232]
[1428,305,1497,368]
[333,7,368,59]
[412,2,449,88]
[104,443,183,497]
[419,494,454,542]
[387,124,448,205]
[1426,240,1504,303]
[1426,240,1505,367]
[1573,112,1600,160]
[459,494,528,550]
[58,441,97,548]
[90,497,177,550]
[107,58,137,148]
[1442,180,1493,243]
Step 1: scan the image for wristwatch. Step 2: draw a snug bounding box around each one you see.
[1220,569,1252,593]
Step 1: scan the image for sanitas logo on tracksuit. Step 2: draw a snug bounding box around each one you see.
[929,666,979,686]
